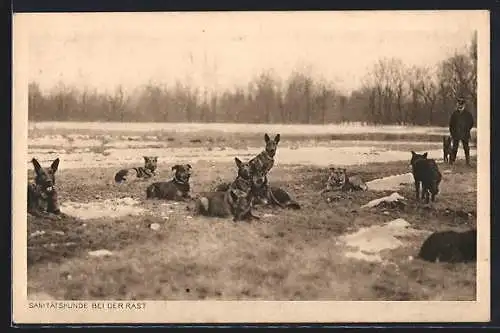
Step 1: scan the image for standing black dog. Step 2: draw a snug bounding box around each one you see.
[145,164,192,201]
[115,156,158,183]
[27,158,62,218]
[442,135,452,164]
[410,151,442,204]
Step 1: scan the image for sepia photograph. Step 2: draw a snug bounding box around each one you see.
[12,10,490,324]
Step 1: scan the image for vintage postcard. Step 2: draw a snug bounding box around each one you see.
[12,10,490,324]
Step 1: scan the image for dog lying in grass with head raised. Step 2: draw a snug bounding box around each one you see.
[249,166,301,210]
[195,157,260,222]
[146,164,192,201]
[27,157,63,219]
[320,167,368,194]
[114,156,158,183]
[410,151,442,204]
[215,157,300,210]
[189,187,259,222]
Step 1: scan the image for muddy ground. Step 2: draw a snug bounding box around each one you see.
[26,150,477,301]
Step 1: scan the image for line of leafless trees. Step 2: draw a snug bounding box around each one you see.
[29,33,477,126]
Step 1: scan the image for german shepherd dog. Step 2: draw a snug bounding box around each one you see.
[114,156,158,183]
[443,135,452,164]
[320,167,368,194]
[27,158,62,218]
[418,228,476,263]
[214,157,254,193]
[249,165,301,209]
[146,164,192,201]
[248,133,280,204]
[190,188,260,222]
[410,151,442,203]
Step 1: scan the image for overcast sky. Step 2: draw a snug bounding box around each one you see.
[17,11,483,95]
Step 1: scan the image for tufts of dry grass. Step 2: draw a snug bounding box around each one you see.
[26,156,477,301]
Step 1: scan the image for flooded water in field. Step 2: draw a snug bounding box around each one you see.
[29,121,457,135]
[60,197,146,220]
[338,218,431,262]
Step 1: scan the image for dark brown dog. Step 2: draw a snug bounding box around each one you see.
[418,229,476,263]
[443,135,452,164]
[410,151,442,203]
[145,164,192,200]
[27,158,62,218]
[190,188,260,222]
[214,157,253,194]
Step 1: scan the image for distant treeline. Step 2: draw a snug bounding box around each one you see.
[29,34,477,126]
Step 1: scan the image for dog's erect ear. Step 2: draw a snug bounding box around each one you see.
[186,164,192,169]
[329,167,335,172]
[264,133,270,143]
[423,152,428,158]
[234,157,243,169]
[32,158,42,174]
[50,158,60,173]
[172,165,180,172]
[274,134,280,144]
[411,151,416,156]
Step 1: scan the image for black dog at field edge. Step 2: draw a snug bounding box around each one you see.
[410,151,442,204]
[146,164,192,201]
[418,229,476,263]
[27,157,62,218]
[442,135,452,164]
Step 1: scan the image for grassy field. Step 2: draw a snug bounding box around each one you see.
[26,149,477,301]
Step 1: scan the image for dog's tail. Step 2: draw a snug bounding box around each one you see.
[286,201,301,210]
[269,187,301,210]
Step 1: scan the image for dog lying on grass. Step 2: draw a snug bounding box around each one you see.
[189,188,260,222]
[320,167,368,194]
[418,229,476,263]
[146,164,192,201]
[216,157,301,210]
[114,156,158,183]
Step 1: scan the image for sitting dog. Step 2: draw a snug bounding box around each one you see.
[418,229,476,263]
[190,188,260,222]
[27,158,62,218]
[443,135,452,164]
[248,133,280,204]
[115,156,158,183]
[410,151,442,203]
[145,164,192,201]
[320,167,368,193]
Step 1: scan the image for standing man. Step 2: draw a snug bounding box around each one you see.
[448,97,474,166]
